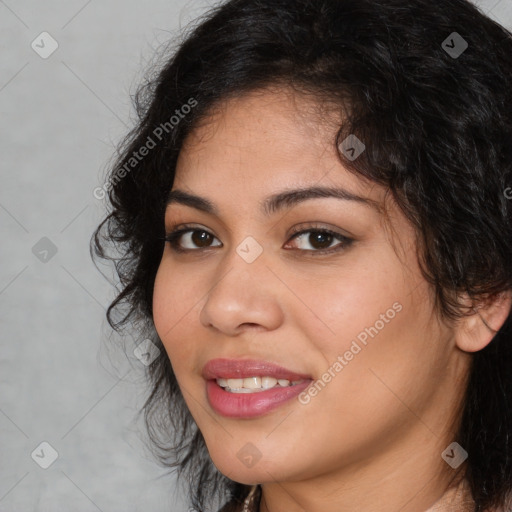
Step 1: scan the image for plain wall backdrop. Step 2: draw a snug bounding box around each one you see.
[1,0,511,511]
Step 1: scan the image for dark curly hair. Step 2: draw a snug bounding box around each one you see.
[91,0,512,510]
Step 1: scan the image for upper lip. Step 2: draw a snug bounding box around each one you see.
[202,358,312,381]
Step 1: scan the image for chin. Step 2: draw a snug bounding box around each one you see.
[209,449,299,484]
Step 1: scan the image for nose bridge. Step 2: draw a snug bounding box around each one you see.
[208,233,268,306]
[214,230,268,283]
[199,235,283,334]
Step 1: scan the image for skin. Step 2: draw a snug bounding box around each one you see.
[152,87,511,512]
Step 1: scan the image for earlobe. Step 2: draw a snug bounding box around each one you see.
[454,291,512,353]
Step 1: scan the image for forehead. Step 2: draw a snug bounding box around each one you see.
[174,87,377,201]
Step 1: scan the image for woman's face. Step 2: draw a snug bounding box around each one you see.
[152,87,470,488]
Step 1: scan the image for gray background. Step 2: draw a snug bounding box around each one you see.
[1,0,511,511]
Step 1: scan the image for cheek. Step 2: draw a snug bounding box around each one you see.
[286,257,407,354]
[153,254,200,326]
[152,260,196,364]
[318,286,440,418]
[290,255,438,405]
[152,263,173,338]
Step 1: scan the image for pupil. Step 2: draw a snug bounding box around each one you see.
[310,232,332,249]
[192,230,212,247]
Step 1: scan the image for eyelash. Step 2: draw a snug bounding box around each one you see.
[163,223,353,256]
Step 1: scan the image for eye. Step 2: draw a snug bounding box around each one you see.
[165,226,222,252]
[164,224,353,255]
[284,228,353,254]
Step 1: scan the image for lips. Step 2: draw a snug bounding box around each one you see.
[202,358,313,418]
[201,358,312,381]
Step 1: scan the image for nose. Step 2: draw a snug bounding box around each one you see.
[199,245,284,336]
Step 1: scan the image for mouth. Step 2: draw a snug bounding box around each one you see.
[202,358,313,417]
[216,376,307,393]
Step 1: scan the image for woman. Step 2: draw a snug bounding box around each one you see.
[91,0,512,510]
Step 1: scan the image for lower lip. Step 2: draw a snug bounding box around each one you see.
[206,379,312,418]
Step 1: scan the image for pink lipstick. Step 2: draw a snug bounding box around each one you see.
[202,358,312,418]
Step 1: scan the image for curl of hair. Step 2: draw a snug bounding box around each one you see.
[91,1,512,510]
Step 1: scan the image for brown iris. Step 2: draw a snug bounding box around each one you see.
[306,231,334,250]
[191,230,214,248]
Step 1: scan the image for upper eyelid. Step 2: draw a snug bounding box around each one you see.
[165,223,347,237]
[165,225,350,247]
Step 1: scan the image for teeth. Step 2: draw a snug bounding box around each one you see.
[261,376,278,389]
[243,377,262,389]
[226,378,243,389]
[216,376,305,393]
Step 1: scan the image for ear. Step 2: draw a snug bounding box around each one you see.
[454,291,512,353]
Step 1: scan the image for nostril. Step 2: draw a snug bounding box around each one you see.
[239,323,265,331]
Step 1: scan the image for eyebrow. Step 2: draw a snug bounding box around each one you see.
[166,186,381,216]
